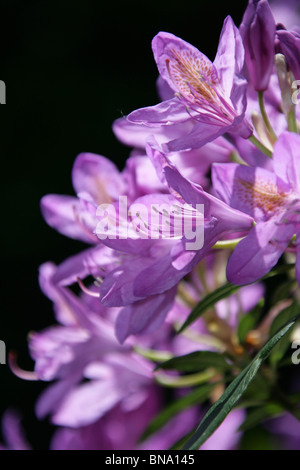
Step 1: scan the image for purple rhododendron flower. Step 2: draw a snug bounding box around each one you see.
[41,135,253,342]
[30,255,255,450]
[212,131,300,285]
[9,0,300,452]
[94,138,253,304]
[128,17,253,152]
[31,262,158,427]
[30,257,253,450]
[40,151,163,244]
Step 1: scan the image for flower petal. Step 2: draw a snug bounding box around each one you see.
[163,120,229,153]
[227,219,295,285]
[273,131,300,192]
[214,16,245,105]
[113,116,193,148]
[40,194,98,243]
[152,31,217,101]
[72,153,123,205]
[52,380,124,427]
[128,97,195,126]
[52,245,118,286]
[212,162,288,221]
[115,288,176,343]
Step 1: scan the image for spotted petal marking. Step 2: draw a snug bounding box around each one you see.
[166,48,219,104]
[238,178,289,219]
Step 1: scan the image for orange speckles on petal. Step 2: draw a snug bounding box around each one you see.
[239,179,289,216]
[166,48,219,104]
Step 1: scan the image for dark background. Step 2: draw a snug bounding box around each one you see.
[0,0,248,449]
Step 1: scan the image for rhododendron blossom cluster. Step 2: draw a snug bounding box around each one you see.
[4,0,300,451]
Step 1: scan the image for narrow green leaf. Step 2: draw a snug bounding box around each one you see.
[262,263,295,280]
[155,351,232,373]
[141,384,214,441]
[240,371,271,403]
[178,264,295,334]
[271,279,298,304]
[269,301,299,337]
[181,315,299,450]
[269,301,299,365]
[237,300,264,344]
[177,282,239,333]
[239,403,284,432]
[169,426,197,450]
[240,426,277,450]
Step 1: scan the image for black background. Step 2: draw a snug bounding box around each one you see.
[0,0,248,449]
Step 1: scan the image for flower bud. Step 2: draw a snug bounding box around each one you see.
[275,53,294,115]
[275,27,300,81]
[240,0,276,91]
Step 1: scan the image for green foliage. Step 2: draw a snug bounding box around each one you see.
[177,282,240,333]
[155,351,232,373]
[180,316,299,450]
[237,300,264,344]
[141,384,214,441]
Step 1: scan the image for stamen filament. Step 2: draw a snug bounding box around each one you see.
[77,277,101,297]
[8,351,38,381]
[154,368,217,388]
[134,346,173,363]
[249,134,273,158]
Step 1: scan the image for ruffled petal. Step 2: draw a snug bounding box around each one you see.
[72,153,123,204]
[128,97,194,126]
[214,16,245,105]
[40,194,98,243]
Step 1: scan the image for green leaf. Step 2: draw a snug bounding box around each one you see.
[269,301,299,365]
[177,282,240,333]
[240,426,277,450]
[141,384,214,442]
[169,426,198,450]
[180,315,299,450]
[177,264,295,334]
[239,403,284,432]
[155,351,232,373]
[240,371,271,403]
[237,300,264,344]
[271,279,298,304]
[269,301,299,337]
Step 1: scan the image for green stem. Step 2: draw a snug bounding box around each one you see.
[249,134,273,159]
[155,369,217,388]
[173,323,226,351]
[258,90,277,142]
[212,237,244,250]
[288,107,298,133]
[134,346,173,363]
